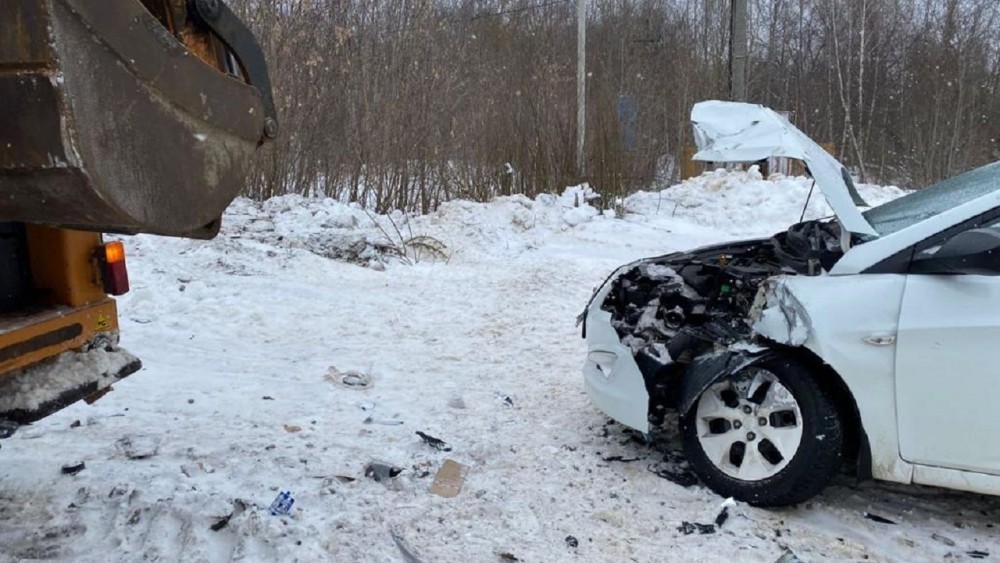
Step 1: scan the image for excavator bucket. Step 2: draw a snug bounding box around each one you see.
[0,0,276,238]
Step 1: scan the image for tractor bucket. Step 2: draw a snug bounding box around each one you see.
[0,0,276,238]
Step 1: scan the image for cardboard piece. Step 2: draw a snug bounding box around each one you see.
[429,459,467,498]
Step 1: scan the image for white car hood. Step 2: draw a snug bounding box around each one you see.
[691,100,878,237]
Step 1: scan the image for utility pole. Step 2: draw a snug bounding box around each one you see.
[729,0,748,101]
[576,0,586,177]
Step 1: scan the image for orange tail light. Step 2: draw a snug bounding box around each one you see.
[99,241,129,296]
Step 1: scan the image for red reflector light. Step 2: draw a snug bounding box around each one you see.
[100,242,129,296]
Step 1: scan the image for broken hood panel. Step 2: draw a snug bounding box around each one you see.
[691,101,878,237]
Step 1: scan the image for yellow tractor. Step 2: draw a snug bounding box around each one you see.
[0,0,275,437]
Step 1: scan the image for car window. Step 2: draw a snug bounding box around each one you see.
[864,208,1000,274]
[864,161,1000,237]
[914,214,1000,257]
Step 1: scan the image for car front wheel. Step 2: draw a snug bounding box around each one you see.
[679,355,844,507]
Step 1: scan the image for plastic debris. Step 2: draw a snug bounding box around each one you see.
[602,455,641,463]
[363,416,404,426]
[416,431,451,452]
[931,533,956,547]
[269,491,294,516]
[715,507,730,528]
[863,512,896,525]
[326,366,372,389]
[677,521,715,535]
[61,461,85,475]
[565,535,579,548]
[647,463,698,488]
[365,462,403,482]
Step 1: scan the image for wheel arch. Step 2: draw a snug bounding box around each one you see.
[769,342,872,481]
[676,342,873,482]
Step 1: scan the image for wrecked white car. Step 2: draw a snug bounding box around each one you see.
[581,100,1000,506]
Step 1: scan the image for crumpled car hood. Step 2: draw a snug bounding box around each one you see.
[691,101,878,237]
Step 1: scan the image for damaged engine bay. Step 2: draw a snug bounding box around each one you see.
[599,219,844,421]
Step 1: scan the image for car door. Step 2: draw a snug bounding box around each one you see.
[895,215,1000,474]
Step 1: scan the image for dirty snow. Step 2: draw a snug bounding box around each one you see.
[0,339,138,413]
[1,170,997,562]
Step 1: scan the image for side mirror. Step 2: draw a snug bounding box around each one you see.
[911,228,1000,275]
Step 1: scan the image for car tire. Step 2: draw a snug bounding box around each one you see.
[679,354,844,507]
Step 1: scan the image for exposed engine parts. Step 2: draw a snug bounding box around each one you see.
[599,221,844,419]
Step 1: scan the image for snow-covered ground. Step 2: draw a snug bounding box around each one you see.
[1,170,997,562]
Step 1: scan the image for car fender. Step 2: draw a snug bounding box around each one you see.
[750,274,914,484]
[676,346,776,415]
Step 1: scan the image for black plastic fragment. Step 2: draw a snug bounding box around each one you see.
[678,521,715,535]
[602,455,641,463]
[715,507,730,528]
[415,431,451,452]
[863,512,896,525]
[61,462,86,475]
[647,463,699,488]
[210,513,232,531]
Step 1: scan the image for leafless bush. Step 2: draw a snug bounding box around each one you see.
[230,0,1000,210]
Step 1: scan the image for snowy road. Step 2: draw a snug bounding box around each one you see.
[1,172,997,562]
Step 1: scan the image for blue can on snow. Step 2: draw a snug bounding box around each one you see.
[269,491,295,516]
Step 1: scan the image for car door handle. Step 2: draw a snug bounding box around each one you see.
[863,333,896,346]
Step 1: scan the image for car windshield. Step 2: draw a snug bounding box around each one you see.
[863,161,1000,236]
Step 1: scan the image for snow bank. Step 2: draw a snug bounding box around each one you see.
[169,171,906,269]
[624,168,906,237]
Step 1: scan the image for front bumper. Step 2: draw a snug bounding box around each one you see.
[582,281,650,433]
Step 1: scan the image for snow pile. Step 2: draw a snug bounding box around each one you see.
[179,172,906,271]
[624,168,906,237]
[220,196,390,268]
[189,184,610,267]
[423,184,608,258]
